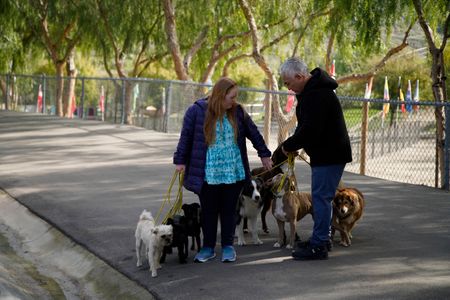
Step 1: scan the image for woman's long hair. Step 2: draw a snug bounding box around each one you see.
[204,77,239,146]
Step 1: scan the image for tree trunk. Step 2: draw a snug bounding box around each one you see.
[239,0,277,144]
[429,49,446,188]
[124,81,133,124]
[325,31,336,72]
[163,0,189,81]
[64,50,77,117]
[413,0,448,188]
[55,62,65,117]
[0,79,6,108]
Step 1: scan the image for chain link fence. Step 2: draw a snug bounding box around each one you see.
[1,74,449,190]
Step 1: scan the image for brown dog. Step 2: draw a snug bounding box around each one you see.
[266,173,312,249]
[331,188,365,247]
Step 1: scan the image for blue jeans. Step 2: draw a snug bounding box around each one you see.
[199,181,244,248]
[309,164,345,247]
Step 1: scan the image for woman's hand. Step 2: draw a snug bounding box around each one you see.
[175,164,186,173]
[260,157,273,170]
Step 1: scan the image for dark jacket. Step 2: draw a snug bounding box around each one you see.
[282,68,352,167]
[173,98,271,195]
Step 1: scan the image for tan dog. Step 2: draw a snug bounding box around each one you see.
[266,173,313,249]
[331,188,365,247]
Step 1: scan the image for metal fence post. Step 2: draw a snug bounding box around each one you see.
[444,104,450,191]
[42,74,46,114]
[121,79,126,125]
[163,82,172,133]
[4,74,9,110]
[80,77,85,119]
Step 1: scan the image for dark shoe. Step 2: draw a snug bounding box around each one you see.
[295,239,333,252]
[292,244,328,261]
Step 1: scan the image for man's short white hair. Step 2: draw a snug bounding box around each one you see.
[280,57,309,77]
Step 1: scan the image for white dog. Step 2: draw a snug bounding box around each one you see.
[135,209,173,278]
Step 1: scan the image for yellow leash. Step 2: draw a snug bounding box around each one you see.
[275,153,296,193]
[155,170,184,224]
[251,158,288,178]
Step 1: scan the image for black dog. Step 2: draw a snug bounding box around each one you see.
[246,144,294,233]
[181,203,201,251]
[160,215,189,264]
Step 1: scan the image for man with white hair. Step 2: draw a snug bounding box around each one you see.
[278,57,352,260]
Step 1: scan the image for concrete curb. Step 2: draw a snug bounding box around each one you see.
[0,189,154,300]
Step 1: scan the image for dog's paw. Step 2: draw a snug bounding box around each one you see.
[151,271,158,278]
[273,242,282,248]
[254,239,263,245]
[286,244,293,249]
[237,240,246,246]
[339,241,350,247]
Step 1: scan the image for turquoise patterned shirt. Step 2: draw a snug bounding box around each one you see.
[205,115,245,184]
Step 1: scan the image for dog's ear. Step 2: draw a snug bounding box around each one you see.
[182,203,188,210]
[264,177,274,187]
[191,203,200,209]
[254,177,264,189]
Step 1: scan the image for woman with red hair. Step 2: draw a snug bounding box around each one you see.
[174,77,272,263]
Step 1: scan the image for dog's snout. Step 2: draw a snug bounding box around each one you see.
[255,195,260,201]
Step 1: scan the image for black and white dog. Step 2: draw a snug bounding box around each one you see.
[248,144,295,233]
[236,178,264,246]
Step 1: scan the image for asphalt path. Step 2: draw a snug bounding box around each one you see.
[1,111,449,300]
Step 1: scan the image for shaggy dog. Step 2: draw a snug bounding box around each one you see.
[135,210,173,277]
[160,215,189,264]
[181,203,202,251]
[236,178,264,246]
[331,188,365,247]
[266,173,312,249]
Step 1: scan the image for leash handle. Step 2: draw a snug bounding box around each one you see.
[156,170,184,224]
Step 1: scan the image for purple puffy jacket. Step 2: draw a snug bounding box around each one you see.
[173,98,271,195]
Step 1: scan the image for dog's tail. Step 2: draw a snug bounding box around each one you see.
[139,209,154,221]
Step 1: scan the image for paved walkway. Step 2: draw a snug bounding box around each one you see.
[1,111,449,300]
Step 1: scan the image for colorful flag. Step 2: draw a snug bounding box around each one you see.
[98,85,105,121]
[37,84,43,113]
[382,76,390,119]
[413,80,420,111]
[405,80,413,113]
[398,77,406,113]
[99,85,105,113]
[330,59,336,79]
[285,90,295,113]
[69,94,76,118]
